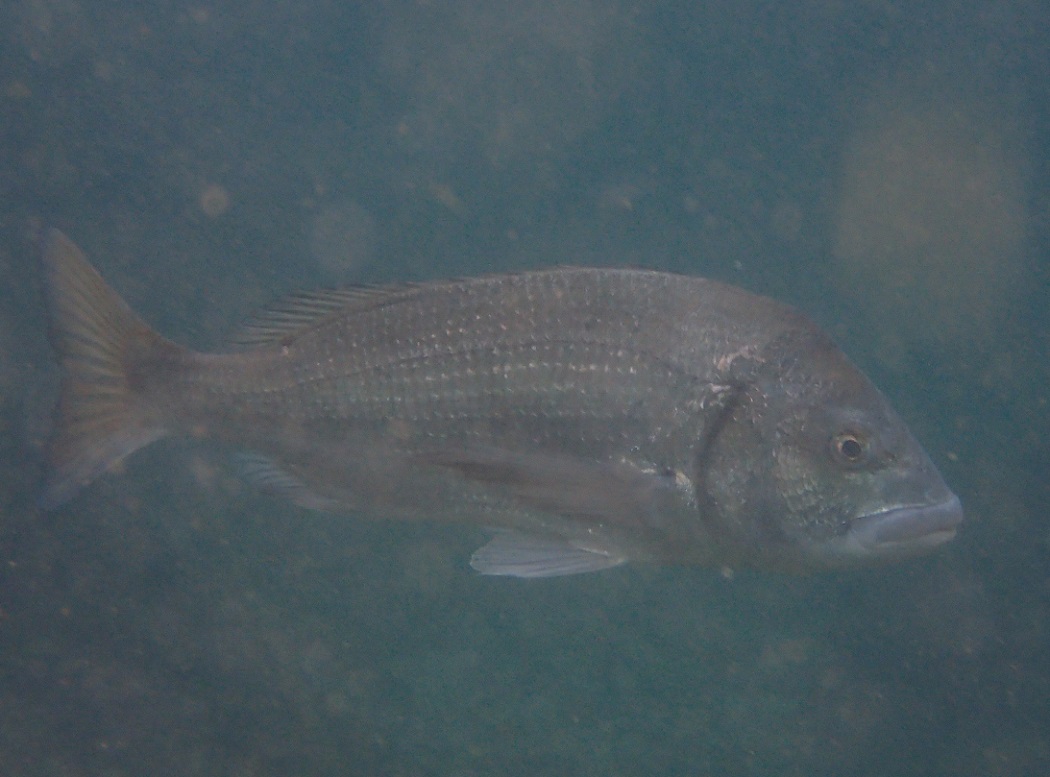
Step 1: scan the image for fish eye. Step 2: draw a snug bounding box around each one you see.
[831,432,866,463]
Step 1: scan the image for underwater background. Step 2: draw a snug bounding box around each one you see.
[1,1,1048,775]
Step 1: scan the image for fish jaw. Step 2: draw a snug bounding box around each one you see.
[836,494,964,561]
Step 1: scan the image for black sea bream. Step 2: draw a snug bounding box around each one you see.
[39,230,962,576]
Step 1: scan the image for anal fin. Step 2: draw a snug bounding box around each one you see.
[235,453,342,512]
[470,532,626,578]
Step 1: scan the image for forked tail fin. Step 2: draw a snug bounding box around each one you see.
[39,229,174,509]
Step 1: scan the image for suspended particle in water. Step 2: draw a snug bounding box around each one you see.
[199,183,231,218]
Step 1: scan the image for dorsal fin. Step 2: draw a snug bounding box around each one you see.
[229,267,598,347]
[231,283,424,347]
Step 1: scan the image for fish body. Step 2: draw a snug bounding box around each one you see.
[40,230,962,576]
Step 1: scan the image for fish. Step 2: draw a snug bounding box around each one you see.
[38,229,963,577]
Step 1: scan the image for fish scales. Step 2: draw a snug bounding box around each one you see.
[39,231,962,576]
[165,270,738,461]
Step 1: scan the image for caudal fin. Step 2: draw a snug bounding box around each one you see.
[39,230,173,509]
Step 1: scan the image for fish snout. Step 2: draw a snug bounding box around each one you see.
[852,494,964,552]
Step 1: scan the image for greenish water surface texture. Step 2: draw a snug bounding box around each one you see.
[1,2,1047,775]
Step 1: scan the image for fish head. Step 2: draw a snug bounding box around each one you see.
[696,333,962,571]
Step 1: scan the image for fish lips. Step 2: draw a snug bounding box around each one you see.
[850,494,964,554]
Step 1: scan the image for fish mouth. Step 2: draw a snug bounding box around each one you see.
[852,494,963,551]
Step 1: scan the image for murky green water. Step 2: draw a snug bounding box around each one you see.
[1,2,1047,775]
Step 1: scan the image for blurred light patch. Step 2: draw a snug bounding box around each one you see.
[198,183,231,218]
[832,87,1028,351]
[308,199,378,282]
[378,0,638,171]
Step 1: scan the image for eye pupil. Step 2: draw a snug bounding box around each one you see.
[839,436,863,460]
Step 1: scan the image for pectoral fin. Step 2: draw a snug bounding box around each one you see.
[418,446,681,526]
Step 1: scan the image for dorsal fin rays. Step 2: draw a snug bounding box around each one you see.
[228,268,587,348]
[230,284,423,347]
